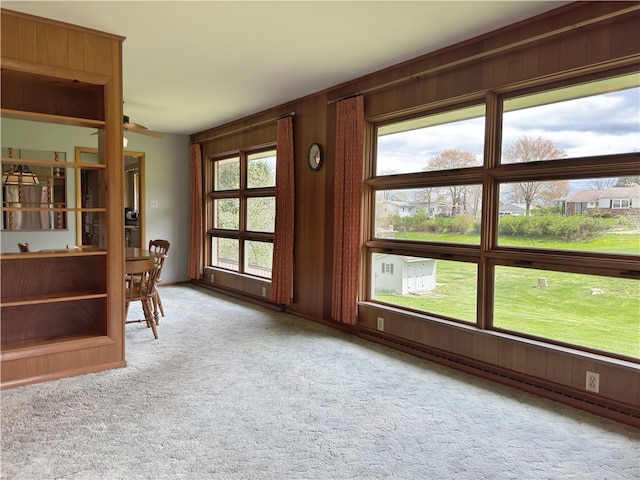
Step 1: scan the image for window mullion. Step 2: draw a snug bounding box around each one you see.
[479,92,502,329]
[238,152,247,273]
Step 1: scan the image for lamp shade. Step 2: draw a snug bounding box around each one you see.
[2,165,40,185]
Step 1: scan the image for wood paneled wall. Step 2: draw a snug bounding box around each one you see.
[192,2,640,425]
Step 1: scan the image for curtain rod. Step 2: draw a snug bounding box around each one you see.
[327,5,640,105]
[192,112,295,144]
[328,92,361,105]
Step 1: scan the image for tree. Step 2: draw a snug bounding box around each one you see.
[427,149,479,216]
[216,158,240,190]
[616,176,640,187]
[502,135,567,215]
[539,180,570,206]
[246,158,276,233]
[591,178,618,190]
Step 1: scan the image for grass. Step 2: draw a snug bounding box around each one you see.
[493,268,639,358]
[374,235,640,358]
[376,260,478,323]
[402,231,640,254]
[497,233,640,254]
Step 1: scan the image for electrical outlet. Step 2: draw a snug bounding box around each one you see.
[209,273,214,282]
[261,286,267,297]
[586,371,600,393]
[150,200,158,208]
[377,317,384,331]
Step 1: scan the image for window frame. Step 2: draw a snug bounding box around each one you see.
[363,69,640,361]
[612,199,630,209]
[206,145,277,279]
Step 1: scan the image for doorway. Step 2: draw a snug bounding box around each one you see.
[75,147,145,248]
[124,153,146,247]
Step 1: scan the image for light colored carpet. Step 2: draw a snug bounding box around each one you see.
[1,285,638,480]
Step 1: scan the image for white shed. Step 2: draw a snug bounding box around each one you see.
[373,254,437,295]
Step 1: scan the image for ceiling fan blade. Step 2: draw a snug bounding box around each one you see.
[91,126,164,138]
[89,116,165,138]
[124,123,165,138]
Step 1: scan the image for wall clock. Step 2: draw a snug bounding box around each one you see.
[307,143,323,171]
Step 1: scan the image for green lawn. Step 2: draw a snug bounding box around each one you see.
[376,260,478,323]
[493,268,639,358]
[497,233,640,254]
[374,239,640,358]
[402,231,640,254]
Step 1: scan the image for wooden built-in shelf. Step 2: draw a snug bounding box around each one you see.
[1,8,124,389]
[1,206,107,213]
[0,156,107,169]
[0,108,106,129]
[1,334,116,360]
[0,250,107,260]
[1,291,107,307]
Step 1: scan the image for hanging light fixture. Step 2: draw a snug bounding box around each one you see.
[2,149,39,185]
[2,165,40,185]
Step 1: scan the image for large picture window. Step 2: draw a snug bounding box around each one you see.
[374,186,482,245]
[369,103,485,325]
[366,72,639,360]
[208,149,276,279]
[371,254,478,323]
[377,104,485,175]
[493,266,640,358]
[501,75,639,162]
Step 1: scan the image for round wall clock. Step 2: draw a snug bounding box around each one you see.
[307,143,323,171]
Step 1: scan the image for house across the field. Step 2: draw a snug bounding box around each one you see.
[563,186,640,216]
[499,203,527,216]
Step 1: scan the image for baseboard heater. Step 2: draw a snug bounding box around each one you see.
[358,328,640,428]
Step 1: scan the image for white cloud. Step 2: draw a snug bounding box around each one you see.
[377,87,639,175]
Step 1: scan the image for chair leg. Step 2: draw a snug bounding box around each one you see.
[150,292,159,325]
[142,299,158,339]
[154,290,165,319]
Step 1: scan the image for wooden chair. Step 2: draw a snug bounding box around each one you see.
[148,239,170,320]
[125,257,161,339]
[18,242,30,252]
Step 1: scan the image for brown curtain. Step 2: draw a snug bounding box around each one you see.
[270,116,295,304]
[188,143,203,280]
[332,95,364,325]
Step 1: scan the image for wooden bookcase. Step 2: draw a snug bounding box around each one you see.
[0,9,126,388]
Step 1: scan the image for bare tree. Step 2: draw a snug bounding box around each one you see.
[467,184,482,218]
[591,178,618,190]
[540,180,571,206]
[502,135,567,215]
[427,149,478,216]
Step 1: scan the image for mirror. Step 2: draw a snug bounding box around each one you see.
[1,147,68,231]
[75,147,145,248]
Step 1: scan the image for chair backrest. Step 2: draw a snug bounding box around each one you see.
[18,242,30,252]
[148,239,170,256]
[125,258,160,302]
[148,239,170,279]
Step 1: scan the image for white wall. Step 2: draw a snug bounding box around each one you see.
[122,129,191,283]
[1,118,191,283]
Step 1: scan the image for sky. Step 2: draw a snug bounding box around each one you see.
[376,85,640,178]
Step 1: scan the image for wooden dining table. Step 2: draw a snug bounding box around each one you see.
[125,247,164,261]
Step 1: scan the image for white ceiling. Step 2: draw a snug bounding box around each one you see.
[3,1,571,136]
